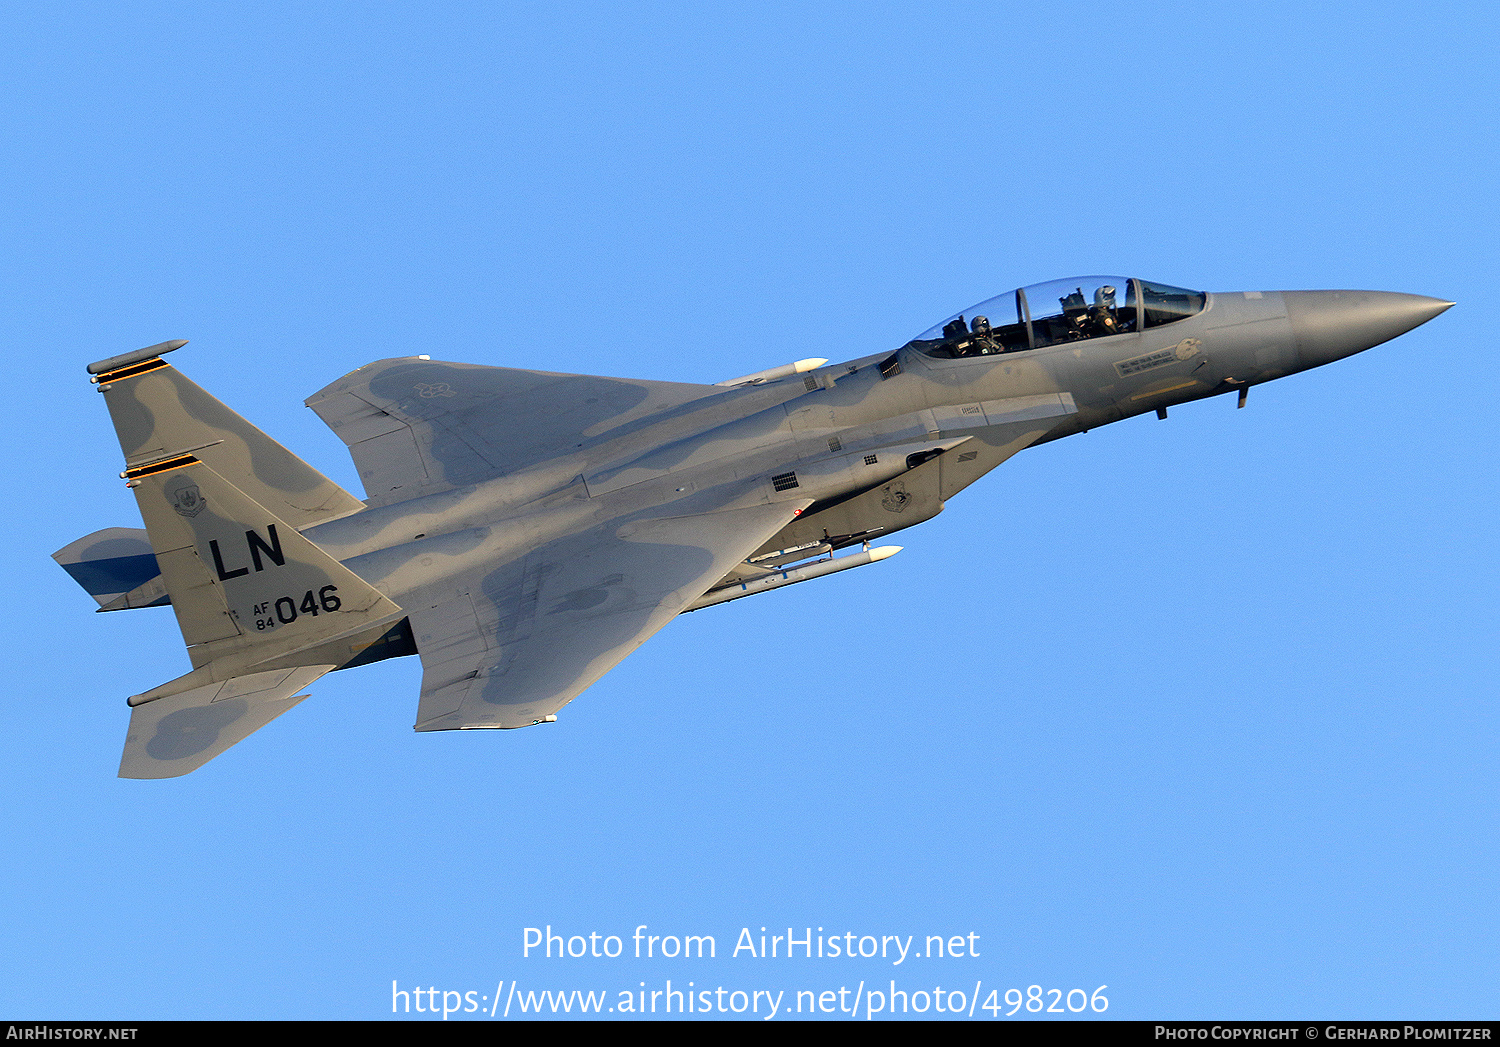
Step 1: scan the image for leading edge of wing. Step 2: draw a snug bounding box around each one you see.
[305,358,727,505]
[408,497,810,731]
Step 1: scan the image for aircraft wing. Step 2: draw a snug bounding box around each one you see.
[407,497,809,730]
[306,358,724,505]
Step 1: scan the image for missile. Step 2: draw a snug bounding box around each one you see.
[749,541,832,569]
[686,545,902,611]
[715,357,829,388]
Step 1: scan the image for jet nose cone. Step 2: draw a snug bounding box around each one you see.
[1282,290,1454,369]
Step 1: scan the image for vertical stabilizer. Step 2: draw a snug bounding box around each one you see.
[125,454,403,671]
[82,345,407,778]
[110,455,403,777]
[92,343,365,529]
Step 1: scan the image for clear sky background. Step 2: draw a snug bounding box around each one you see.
[3,1,1495,1021]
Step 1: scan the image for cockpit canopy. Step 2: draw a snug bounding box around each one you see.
[908,277,1206,358]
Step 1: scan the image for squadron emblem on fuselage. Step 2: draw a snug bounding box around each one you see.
[881,480,912,513]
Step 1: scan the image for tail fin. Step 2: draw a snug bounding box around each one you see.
[93,341,365,529]
[126,454,403,671]
[85,343,406,776]
[111,452,403,777]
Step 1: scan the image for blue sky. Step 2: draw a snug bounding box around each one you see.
[3,1,1496,1020]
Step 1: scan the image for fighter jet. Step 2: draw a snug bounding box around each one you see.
[55,278,1451,777]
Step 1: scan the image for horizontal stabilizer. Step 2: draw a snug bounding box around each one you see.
[120,664,333,779]
[53,527,166,609]
[98,573,170,612]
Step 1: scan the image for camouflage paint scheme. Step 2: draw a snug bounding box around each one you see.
[56,282,1452,777]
